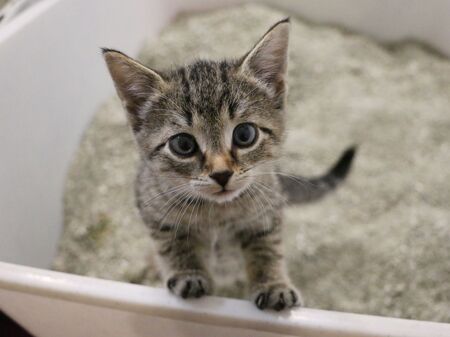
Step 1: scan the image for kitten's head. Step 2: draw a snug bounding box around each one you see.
[103,19,290,203]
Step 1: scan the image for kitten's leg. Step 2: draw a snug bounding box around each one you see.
[238,220,302,311]
[151,226,212,298]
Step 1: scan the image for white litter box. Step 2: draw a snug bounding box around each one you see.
[0,0,449,336]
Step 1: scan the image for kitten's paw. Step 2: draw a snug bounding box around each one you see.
[252,283,302,311]
[167,271,212,299]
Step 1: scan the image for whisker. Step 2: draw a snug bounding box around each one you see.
[141,183,191,208]
[186,196,201,241]
[245,185,263,234]
[245,171,316,190]
[248,184,270,233]
[158,189,191,225]
[253,181,288,205]
[173,192,197,240]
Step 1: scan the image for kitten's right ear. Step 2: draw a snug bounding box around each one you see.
[239,19,290,100]
[102,48,165,131]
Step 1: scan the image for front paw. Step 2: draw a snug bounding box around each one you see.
[167,271,212,299]
[252,282,302,311]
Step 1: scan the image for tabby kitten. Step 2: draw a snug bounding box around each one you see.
[103,19,355,311]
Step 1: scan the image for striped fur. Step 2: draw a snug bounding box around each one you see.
[103,19,355,310]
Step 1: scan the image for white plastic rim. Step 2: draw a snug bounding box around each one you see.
[0,262,449,337]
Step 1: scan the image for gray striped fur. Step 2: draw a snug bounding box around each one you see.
[103,18,355,310]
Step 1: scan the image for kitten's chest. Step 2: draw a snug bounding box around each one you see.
[202,226,247,293]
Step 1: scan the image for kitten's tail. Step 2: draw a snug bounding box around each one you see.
[279,146,357,204]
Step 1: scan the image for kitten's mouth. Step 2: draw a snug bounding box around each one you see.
[205,186,244,203]
[194,179,252,203]
[214,189,234,196]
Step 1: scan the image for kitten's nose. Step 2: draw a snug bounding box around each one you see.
[209,171,233,188]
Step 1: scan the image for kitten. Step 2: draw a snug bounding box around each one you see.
[103,18,355,311]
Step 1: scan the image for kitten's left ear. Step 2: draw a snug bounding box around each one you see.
[102,48,166,132]
[239,18,290,99]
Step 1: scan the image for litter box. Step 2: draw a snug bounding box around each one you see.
[0,0,449,336]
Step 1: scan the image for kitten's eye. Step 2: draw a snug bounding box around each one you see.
[169,133,198,157]
[233,123,257,148]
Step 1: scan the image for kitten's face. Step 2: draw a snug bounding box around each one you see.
[103,19,290,203]
[138,61,284,203]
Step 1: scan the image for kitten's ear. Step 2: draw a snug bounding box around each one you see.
[102,48,165,131]
[239,18,290,99]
